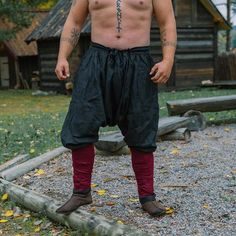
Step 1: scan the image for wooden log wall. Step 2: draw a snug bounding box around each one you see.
[38,36,90,93]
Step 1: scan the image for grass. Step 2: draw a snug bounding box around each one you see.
[0,87,236,235]
[1,88,236,164]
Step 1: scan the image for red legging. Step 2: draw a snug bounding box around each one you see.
[72,145,154,197]
[72,144,95,191]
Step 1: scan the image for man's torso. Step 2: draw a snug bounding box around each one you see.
[88,0,154,49]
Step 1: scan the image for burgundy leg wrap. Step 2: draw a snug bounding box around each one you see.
[130,148,154,198]
[72,144,95,191]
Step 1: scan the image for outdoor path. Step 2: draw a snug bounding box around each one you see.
[14,124,236,236]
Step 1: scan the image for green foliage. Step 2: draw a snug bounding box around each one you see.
[0,0,58,41]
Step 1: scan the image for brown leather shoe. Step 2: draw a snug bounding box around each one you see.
[140,193,166,217]
[56,188,92,215]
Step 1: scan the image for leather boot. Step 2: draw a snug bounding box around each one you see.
[139,193,166,217]
[56,188,92,215]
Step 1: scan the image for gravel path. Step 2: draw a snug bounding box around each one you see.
[14,124,236,235]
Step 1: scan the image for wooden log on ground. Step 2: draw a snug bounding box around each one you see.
[166,95,236,116]
[157,116,191,136]
[159,128,191,142]
[0,154,29,173]
[201,80,236,89]
[0,178,148,236]
[1,147,69,181]
[95,132,126,153]
[95,116,191,154]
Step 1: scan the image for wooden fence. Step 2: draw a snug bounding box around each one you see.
[216,52,236,81]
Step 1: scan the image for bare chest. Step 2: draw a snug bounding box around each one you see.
[88,0,153,12]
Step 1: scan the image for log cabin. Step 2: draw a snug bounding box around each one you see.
[26,0,231,94]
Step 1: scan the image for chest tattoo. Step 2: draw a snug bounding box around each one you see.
[116,0,122,33]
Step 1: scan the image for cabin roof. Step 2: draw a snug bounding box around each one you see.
[200,0,231,30]
[26,0,230,43]
[0,11,47,56]
[26,0,90,43]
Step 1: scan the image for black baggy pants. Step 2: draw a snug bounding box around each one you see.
[61,42,159,152]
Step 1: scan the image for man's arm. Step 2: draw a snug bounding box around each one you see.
[150,0,177,84]
[55,0,89,80]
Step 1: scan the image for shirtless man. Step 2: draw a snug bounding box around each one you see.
[55,0,176,217]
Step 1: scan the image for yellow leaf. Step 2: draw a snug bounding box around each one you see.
[29,148,35,154]
[170,148,180,155]
[23,213,31,218]
[4,210,14,217]
[203,204,209,209]
[110,194,119,198]
[35,169,45,176]
[91,183,98,188]
[15,234,23,236]
[96,189,106,196]
[165,207,174,214]
[0,219,8,223]
[224,128,230,132]
[117,220,124,224]
[1,193,8,201]
[34,227,41,232]
[128,198,139,203]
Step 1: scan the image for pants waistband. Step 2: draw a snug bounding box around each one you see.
[90,41,150,53]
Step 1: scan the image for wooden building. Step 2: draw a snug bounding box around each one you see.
[0,12,47,89]
[26,0,230,93]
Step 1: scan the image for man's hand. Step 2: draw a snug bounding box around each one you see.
[150,59,174,84]
[55,59,70,80]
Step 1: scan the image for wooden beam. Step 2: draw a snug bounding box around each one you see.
[167,95,236,116]
[1,147,69,181]
[95,116,191,153]
[0,178,147,236]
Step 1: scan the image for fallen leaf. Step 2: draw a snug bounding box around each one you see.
[23,175,31,180]
[34,227,41,232]
[117,220,124,224]
[165,207,174,214]
[23,213,31,218]
[35,169,45,176]
[29,148,35,154]
[170,148,180,155]
[110,194,119,198]
[103,178,115,183]
[4,210,14,217]
[122,175,134,180]
[224,128,231,132]
[89,207,96,212]
[96,189,106,196]
[128,198,139,203]
[0,219,8,223]
[203,204,209,209]
[91,183,98,188]
[1,193,8,201]
[106,201,116,206]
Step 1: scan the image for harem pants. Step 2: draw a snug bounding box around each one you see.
[61,42,159,152]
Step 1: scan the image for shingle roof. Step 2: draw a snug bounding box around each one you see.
[26,0,90,43]
[0,11,47,56]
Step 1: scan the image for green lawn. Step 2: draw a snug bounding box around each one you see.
[0,87,236,235]
[1,88,236,164]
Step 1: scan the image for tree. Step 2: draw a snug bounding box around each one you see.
[0,0,58,41]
